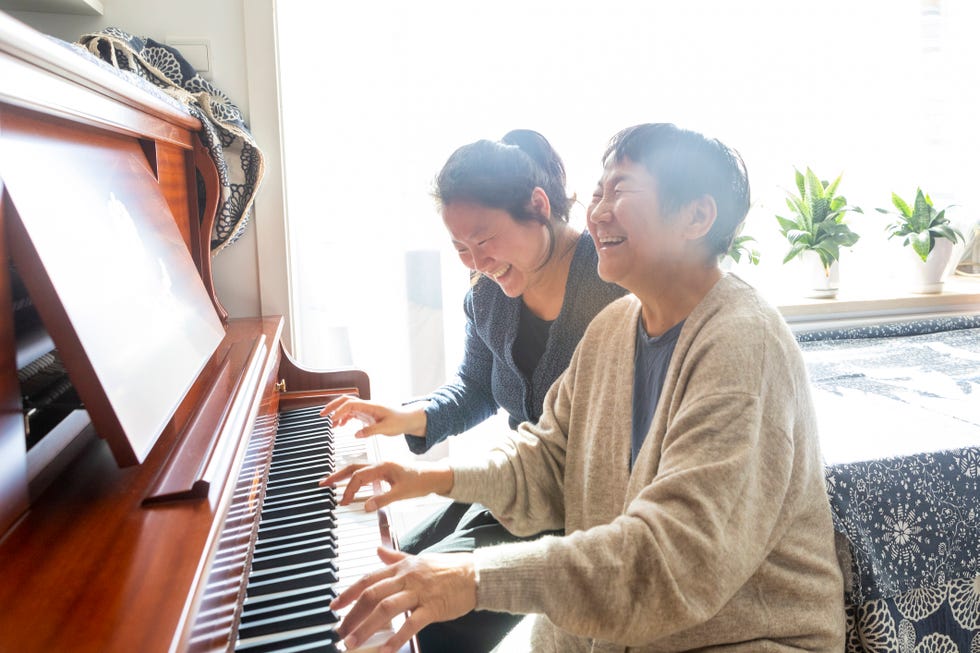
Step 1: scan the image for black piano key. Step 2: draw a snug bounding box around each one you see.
[257,516,336,542]
[263,483,336,506]
[272,449,332,463]
[280,406,330,418]
[262,483,331,504]
[267,464,332,484]
[241,587,335,617]
[264,470,334,492]
[236,625,340,653]
[274,431,331,444]
[258,506,336,527]
[249,543,337,573]
[267,465,332,482]
[257,506,336,527]
[261,485,334,504]
[279,405,327,419]
[238,611,340,642]
[258,496,336,518]
[253,525,337,552]
[270,446,333,465]
[276,422,331,436]
[245,567,338,598]
[242,583,337,612]
[271,432,331,446]
[266,462,333,480]
[274,430,330,443]
[250,533,336,559]
[271,439,331,452]
[238,596,339,640]
[246,560,338,586]
[258,495,336,519]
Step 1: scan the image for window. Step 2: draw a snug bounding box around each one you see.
[266,0,980,400]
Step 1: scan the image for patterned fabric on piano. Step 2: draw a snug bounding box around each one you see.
[797,320,980,652]
[76,27,264,254]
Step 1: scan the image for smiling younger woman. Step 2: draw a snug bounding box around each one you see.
[320,129,625,651]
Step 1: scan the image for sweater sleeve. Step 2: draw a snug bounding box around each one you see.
[404,288,500,454]
[448,366,572,535]
[469,389,800,645]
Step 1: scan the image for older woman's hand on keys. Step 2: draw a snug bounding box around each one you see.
[331,547,477,653]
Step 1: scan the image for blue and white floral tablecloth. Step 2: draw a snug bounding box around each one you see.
[797,316,980,652]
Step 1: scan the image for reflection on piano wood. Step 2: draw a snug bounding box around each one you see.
[0,11,414,653]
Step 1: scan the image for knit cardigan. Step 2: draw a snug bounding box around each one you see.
[448,275,845,652]
[406,231,626,454]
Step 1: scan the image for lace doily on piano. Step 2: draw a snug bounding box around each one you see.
[76,27,264,255]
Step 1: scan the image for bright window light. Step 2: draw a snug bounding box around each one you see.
[276,0,980,400]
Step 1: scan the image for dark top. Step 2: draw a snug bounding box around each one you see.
[631,318,684,468]
[513,302,553,380]
[406,231,627,454]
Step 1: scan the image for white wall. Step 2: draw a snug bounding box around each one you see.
[5,1,263,320]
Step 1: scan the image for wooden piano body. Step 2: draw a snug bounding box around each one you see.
[0,11,384,652]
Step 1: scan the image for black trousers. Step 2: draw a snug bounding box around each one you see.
[399,502,559,653]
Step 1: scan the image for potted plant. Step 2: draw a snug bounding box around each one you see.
[876,188,963,293]
[722,230,760,269]
[775,168,862,298]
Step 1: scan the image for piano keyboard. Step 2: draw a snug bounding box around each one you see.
[235,406,342,652]
[187,405,408,653]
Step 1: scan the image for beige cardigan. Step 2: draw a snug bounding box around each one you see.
[448,274,845,652]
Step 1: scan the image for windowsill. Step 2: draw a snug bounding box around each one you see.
[773,273,980,331]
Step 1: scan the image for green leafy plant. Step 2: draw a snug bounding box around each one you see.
[875,188,963,262]
[726,233,761,265]
[775,168,862,272]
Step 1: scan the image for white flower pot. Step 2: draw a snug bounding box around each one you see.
[803,252,839,299]
[909,238,953,294]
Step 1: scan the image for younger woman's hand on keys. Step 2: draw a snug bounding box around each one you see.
[319,396,427,439]
[319,461,454,512]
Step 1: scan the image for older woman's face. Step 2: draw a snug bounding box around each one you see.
[587,157,689,292]
[443,201,552,298]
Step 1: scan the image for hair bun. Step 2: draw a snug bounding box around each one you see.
[500,129,566,192]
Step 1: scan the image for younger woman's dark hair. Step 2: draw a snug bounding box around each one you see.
[603,123,751,259]
[435,129,571,262]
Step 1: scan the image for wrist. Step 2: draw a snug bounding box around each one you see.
[404,406,428,437]
[428,462,454,495]
[466,555,479,607]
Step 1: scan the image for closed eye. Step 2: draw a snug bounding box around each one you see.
[614,187,644,196]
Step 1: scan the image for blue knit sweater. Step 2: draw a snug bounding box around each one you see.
[406,232,626,454]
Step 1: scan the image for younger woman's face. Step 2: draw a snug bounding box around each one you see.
[443,201,552,298]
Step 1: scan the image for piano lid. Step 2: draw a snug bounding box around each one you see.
[0,109,225,466]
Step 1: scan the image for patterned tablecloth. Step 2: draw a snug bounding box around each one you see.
[797,316,980,652]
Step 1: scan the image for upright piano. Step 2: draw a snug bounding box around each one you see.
[0,12,410,653]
